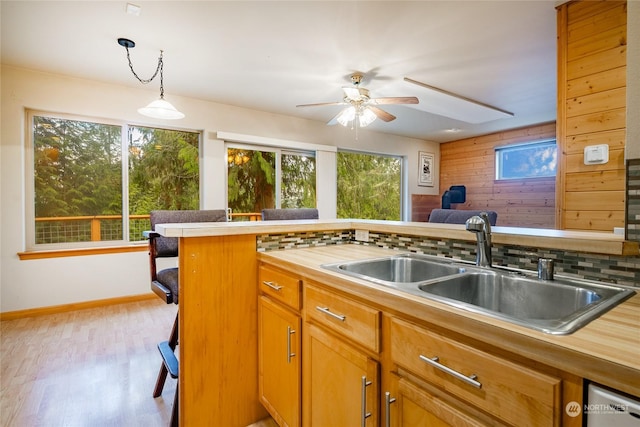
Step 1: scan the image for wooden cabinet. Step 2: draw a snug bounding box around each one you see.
[389,317,562,426]
[303,324,379,427]
[258,264,302,427]
[260,259,581,427]
[391,377,488,427]
[303,282,381,427]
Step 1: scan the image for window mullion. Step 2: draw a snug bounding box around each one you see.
[122,125,131,242]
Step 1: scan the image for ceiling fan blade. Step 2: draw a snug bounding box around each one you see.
[370,96,419,105]
[368,106,396,122]
[296,101,346,108]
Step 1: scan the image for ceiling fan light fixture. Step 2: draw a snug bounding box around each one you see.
[358,107,377,127]
[336,106,356,127]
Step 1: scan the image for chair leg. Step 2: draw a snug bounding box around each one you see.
[153,310,179,397]
[170,381,179,427]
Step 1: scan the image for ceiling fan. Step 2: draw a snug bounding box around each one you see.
[296,74,419,128]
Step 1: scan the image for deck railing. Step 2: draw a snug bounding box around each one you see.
[34,212,262,244]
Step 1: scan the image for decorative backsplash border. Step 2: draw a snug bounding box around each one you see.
[628,159,640,243]
[257,230,640,287]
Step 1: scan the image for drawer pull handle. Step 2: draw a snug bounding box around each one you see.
[385,391,396,427]
[262,281,283,291]
[419,354,482,389]
[361,376,372,427]
[286,326,296,363]
[315,306,346,322]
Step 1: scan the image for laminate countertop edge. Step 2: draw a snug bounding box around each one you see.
[155,219,640,257]
[258,245,640,398]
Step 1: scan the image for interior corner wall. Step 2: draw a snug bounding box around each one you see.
[627,0,640,160]
[0,66,438,312]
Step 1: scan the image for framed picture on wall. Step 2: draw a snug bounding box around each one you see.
[418,151,434,187]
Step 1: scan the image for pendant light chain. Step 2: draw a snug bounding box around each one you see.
[118,37,184,119]
[124,45,164,98]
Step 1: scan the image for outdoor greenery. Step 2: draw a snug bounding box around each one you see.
[33,115,199,243]
[227,148,316,215]
[337,151,401,220]
[33,114,402,243]
[34,116,123,218]
[128,125,200,213]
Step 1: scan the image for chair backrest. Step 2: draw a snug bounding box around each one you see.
[428,209,498,226]
[150,209,228,257]
[261,208,319,221]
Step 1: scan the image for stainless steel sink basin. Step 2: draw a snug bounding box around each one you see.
[322,254,466,286]
[322,253,635,335]
[415,270,635,334]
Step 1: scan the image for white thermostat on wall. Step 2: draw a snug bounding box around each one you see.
[583,144,609,165]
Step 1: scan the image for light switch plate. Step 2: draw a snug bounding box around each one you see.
[584,144,609,164]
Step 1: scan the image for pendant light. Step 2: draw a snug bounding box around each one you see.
[117,38,185,120]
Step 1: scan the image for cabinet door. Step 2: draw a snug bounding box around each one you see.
[303,324,378,427]
[394,378,487,427]
[259,296,301,427]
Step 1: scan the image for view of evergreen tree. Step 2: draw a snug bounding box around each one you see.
[34,116,123,218]
[128,126,200,214]
[281,153,316,208]
[227,148,276,214]
[33,115,199,243]
[337,151,401,220]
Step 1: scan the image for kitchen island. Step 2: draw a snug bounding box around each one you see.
[154,220,639,426]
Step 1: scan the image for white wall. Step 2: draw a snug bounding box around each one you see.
[0,66,439,312]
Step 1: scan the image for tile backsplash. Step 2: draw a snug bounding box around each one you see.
[628,159,640,243]
[258,230,640,287]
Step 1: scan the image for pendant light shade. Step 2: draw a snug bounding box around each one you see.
[118,37,185,120]
[138,97,185,120]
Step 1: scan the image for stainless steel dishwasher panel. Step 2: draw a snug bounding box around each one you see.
[587,384,640,427]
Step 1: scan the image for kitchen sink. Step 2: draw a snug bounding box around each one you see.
[321,253,466,286]
[322,254,635,334]
[415,270,634,334]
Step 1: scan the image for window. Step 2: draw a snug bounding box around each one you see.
[495,140,557,180]
[29,111,200,248]
[337,151,402,220]
[227,146,316,219]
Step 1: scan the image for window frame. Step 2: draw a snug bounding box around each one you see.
[25,109,202,251]
[494,139,557,181]
[225,142,317,212]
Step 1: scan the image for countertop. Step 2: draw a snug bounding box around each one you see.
[155,219,639,256]
[258,244,640,397]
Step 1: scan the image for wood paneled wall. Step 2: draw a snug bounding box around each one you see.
[439,123,556,228]
[411,194,441,222]
[557,0,627,231]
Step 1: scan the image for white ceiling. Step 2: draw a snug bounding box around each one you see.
[0,1,558,143]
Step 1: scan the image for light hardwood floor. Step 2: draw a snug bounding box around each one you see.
[1,299,179,426]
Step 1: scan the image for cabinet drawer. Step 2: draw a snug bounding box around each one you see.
[390,317,561,426]
[259,264,302,311]
[305,283,380,353]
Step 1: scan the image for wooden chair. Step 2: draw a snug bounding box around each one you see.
[146,209,228,426]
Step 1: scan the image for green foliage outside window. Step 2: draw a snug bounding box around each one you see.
[227,148,316,216]
[337,151,401,220]
[32,114,199,244]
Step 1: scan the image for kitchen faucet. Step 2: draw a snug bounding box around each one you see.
[465,212,492,267]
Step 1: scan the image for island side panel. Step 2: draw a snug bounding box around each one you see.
[179,234,268,426]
